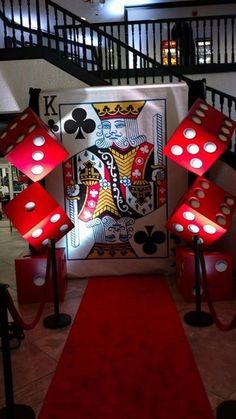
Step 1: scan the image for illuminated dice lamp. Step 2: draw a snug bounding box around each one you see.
[4,182,74,250]
[0,107,69,181]
[163,98,236,176]
[0,107,74,332]
[166,176,236,247]
[163,98,236,329]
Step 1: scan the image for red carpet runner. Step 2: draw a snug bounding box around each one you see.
[38,275,214,419]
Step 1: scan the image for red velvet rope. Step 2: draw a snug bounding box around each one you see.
[6,248,51,331]
[200,248,236,331]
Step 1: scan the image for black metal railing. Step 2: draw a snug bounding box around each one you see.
[96,15,236,67]
[0,0,235,156]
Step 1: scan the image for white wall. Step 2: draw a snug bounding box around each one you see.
[1,58,236,113]
[187,72,236,100]
[0,59,88,113]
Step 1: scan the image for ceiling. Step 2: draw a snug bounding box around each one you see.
[54,0,192,23]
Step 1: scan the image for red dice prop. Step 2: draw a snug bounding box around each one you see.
[176,246,234,302]
[15,248,67,304]
[4,182,74,249]
[0,107,69,182]
[166,176,236,246]
[163,98,236,175]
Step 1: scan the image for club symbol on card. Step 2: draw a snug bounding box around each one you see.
[48,119,60,133]
[134,225,166,255]
[64,108,96,139]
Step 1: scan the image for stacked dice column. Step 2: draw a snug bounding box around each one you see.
[0,107,75,419]
[163,99,236,327]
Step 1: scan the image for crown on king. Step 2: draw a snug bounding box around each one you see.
[93,101,145,119]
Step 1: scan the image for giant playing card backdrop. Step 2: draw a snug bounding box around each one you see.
[39,84,188,277]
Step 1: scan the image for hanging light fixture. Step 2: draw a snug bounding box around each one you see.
[83,0,105,5]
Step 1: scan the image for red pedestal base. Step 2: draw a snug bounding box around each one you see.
[15,248,67,304]
[176,246,234,302]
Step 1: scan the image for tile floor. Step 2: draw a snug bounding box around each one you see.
[0,223,236,418]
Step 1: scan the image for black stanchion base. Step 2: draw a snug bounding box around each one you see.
[216,400,236,419]
[0,404,35,418]
[184,310,213,327]
[43,313,72,329]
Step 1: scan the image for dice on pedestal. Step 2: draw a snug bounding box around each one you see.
[166,176,236,246]
[0,107,69,181]
[163,98,236,175]
[15,248,67,304]
[4,182,74,249]
[176,246,234,302]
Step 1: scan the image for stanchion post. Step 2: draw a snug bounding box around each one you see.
[0,284,15,419]
[0,284,35,419]
[184,236,213,327]
[43,239,71,329]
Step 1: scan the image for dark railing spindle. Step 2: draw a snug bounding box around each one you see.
[131,22,134,51]
[68,26,72,61]
[220,94,224,113]
[72,20,76,64]
[45,1,51,48]
[26,0,32,45]
[97,31,103,74]
[110,25,115,74]
[107,37,111,80]
[89,27,94,71]
[143,58,147,84]
[116,24,121,83]
[211,91,216,108]
[104,32,108,73]
[125,48,129,85]
[35,0,42,46]
[203,19,206,63]
[134,51,138,85]
[138,22,142,69]
[152,22,156,62]
[81,24,87,69]
[227,97,232,118]
[231,17,235,63]
[54,8,59,52]
[62,13,67,58]
[2,0,8,48]
[145,22,148,57]
[196,19,199,64]
[160,22,163,65]
[210,19,213,64]
[18,0,24,45]
[9,0,16,47]
[217,18,221,63]
[124,23,129,85]
[167,21,171,66]
[151,23,156,83]
[117,43,121,85]
[224,17,228,63]
[75,25,79,64]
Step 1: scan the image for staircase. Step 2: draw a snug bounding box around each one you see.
[0,0,235,166]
